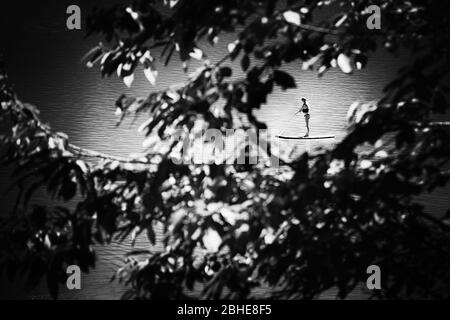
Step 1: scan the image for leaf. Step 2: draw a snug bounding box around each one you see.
[273,70,296,89]
[220,207,237,225]
[182,61,189,72]
[283,10,301,26]
[85,48,104,68]
[241,54,250,71]
[164,0,179,8]
[227,41,238,53]
[144,67,158,86]
[142,134,159,148]
[123,73,134,87]
[101,51,123,77]
[202,228,222,253]
[118,60,136,78]
[48,137,57,149]
[347,101,360,122]
[318,64,328,77]
[139,50,153,65]
[44,234,51,249]
[219,67,232,77]
[337,53,353,74]
[147,226,156,245]
[56,131,68,140]
[354,54,368,70]
[189,48,203,61]
[124,249,151,256]
[81,44,103,63]
[100,51,111,66]
[302,54,321,70]
[334,14,348,27]
[126,7,139,21]
[76,160,89,174]
[227,41,241,60]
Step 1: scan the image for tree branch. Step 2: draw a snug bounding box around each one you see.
[298,23,340,35]
[66,143,159,165]
[8,101,162,166]
[429,121,450,126]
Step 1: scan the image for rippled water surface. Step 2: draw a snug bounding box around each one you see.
[1,0,449,299]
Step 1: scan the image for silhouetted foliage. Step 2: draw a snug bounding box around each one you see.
[1,0,450,299]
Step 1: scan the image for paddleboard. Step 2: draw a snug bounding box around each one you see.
[276,135,335,140]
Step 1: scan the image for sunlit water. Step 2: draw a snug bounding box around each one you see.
[0,0,448,299]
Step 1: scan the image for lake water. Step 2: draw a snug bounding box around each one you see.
[1,0,449,299]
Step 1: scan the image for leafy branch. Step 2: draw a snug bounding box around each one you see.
[1,0,450,300]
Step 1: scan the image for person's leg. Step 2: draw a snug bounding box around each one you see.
[304,114,310,137]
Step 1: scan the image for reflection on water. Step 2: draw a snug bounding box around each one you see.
[1,0,449,299]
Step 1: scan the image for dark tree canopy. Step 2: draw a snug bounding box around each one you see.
[1,0,450,299]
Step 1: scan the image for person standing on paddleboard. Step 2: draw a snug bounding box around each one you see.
[295,98,310,137]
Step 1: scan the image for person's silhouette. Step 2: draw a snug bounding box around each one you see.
[295,98,310,137]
